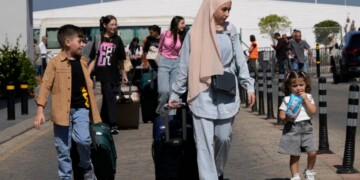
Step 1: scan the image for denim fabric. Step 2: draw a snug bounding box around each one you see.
[54,108,92,180]
[192,115,234,179]
[291,60,304,71]
[156,55,179,115]
[34,64,42,76]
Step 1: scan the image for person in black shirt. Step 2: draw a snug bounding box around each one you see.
[88,15,128,134]
[143,25,161,70]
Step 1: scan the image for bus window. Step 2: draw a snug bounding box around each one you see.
[119,26,149,46]
[33,29,40,42]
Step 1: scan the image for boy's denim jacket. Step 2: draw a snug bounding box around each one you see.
[35,51,102,126]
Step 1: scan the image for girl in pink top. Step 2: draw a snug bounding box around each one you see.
[156,16,187,115]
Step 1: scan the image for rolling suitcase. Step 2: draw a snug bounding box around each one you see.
[139,69,159,123]
[71,123,117,180]
[115,84,140,129]
[152,104,199,180]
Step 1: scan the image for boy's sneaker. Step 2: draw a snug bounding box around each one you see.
[111,126,119,134]
[83,164,97,180]
[290,173,301,180]
[304,169,316,180]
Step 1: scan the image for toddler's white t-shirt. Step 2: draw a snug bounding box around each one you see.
[279,93,315,122]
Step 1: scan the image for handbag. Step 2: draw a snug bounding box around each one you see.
[123,57,133,72]
[211,71,236,96]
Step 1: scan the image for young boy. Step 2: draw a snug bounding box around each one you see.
[33,24,101,180]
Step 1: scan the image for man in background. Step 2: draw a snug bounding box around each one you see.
[272,33,288,73]
[39,36,49,74]
[288,30,313,72]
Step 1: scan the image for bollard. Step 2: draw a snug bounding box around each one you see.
[7,82,15,120]
[337,84,359,174]
[265,68,275,119]
[20,83,29,115]
[245,87,249,108]
[239,84,246,104]
[317,77,333,154]
[258,69,265,115]
[250,71,258,112]
[316,44,320,78]
[276,71,285,125]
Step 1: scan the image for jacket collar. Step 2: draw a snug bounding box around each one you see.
[58,51,85,62]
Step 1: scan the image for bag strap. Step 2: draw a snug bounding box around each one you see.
[225,22,239,75]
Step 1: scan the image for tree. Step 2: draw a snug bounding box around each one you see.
[258,14,292,44]
[0,37,36,97]
[313,20,341,44]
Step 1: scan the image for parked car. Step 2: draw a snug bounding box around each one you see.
[333,31,360,83]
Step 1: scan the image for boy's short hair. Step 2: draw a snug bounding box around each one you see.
[57,24,84,49]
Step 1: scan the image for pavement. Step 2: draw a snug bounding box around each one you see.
[0,76,360,179]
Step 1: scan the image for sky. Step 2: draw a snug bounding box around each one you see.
[33,0,360,11]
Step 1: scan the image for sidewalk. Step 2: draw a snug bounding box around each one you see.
[115,105,360,180]
[1,79,360,179]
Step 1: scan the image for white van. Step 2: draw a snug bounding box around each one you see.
[38,16,194,55]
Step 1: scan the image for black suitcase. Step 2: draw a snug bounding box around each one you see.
[152,104,199,180]
[72,123,117,180]
[139,69,159,123]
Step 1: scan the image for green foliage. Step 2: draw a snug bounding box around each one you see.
[258,14,292,43]
[313,20,341,44]
[0,36,36,97]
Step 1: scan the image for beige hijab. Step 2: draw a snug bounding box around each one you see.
[187,0,231,102]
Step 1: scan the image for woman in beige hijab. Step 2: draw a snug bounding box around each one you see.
[169,0,255,179]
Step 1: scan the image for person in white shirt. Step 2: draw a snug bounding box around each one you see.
[38,36,48,74]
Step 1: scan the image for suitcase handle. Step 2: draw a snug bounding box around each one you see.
[163,103,187,142]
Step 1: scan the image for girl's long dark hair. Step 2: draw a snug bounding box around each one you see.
[169,16,187,46]
[129,37,140,55]
[282,70,312,96]
[99,15,117,33]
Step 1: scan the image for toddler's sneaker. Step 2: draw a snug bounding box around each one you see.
[290,173,301,180]
[304,169,316,180]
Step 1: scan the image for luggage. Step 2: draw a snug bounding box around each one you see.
[152,104,199,180]
[71,123,117,180]
[115,84,140,129]
[139,69,159,123]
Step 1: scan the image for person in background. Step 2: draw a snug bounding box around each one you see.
[39,36,49,74]
[248,34,258,78]
[33,39,42,76]
[272,32,288,73]
[143,25,161,70]
[168,0,255,179]
[34,24,100,180]
[88,15,128,134]
[125,37,143,68]
[125,37,143,84]
[156,16,187,115]
[288,30,313,72]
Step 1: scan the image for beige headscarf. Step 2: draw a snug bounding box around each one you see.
[187,0,231,102]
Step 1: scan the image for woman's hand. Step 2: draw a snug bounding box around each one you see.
[168,99,181,109]
[247,92,256,108]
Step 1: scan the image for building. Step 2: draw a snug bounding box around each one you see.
[0,0,33,59]
[33,0,360,50]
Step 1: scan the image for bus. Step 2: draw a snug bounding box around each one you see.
[37,16,194,55]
